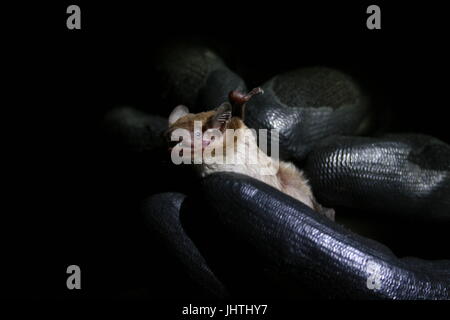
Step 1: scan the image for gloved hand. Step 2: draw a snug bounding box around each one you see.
[102,43,450,299]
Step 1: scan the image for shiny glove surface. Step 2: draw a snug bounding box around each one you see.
[102,46,450,299]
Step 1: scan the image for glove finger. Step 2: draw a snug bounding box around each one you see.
[198,67,246,111]
[245,67,373,160]
[304,134,450,222]
[153,43,245,112]
[192,172,450,299]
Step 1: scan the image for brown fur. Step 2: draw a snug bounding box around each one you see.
[167,108,335,220]
[170,111,215,132]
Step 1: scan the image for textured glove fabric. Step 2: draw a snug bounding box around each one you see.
[154,44,246,112]
[102,106,167,153]
[196,172,450,299]
[304,134,450,222]
[245,67,372,160]
[197,68,246,111]
[100,53,450,300]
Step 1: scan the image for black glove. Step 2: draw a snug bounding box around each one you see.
[305,134,450,222]
[102,44,450,299]
[181,172,450,299]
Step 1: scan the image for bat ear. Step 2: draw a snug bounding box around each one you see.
[168,105,189,125]
[211,102,232,129]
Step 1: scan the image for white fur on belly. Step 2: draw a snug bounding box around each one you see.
[198,128,314,209]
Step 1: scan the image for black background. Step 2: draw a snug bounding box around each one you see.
[4,0,450,307]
